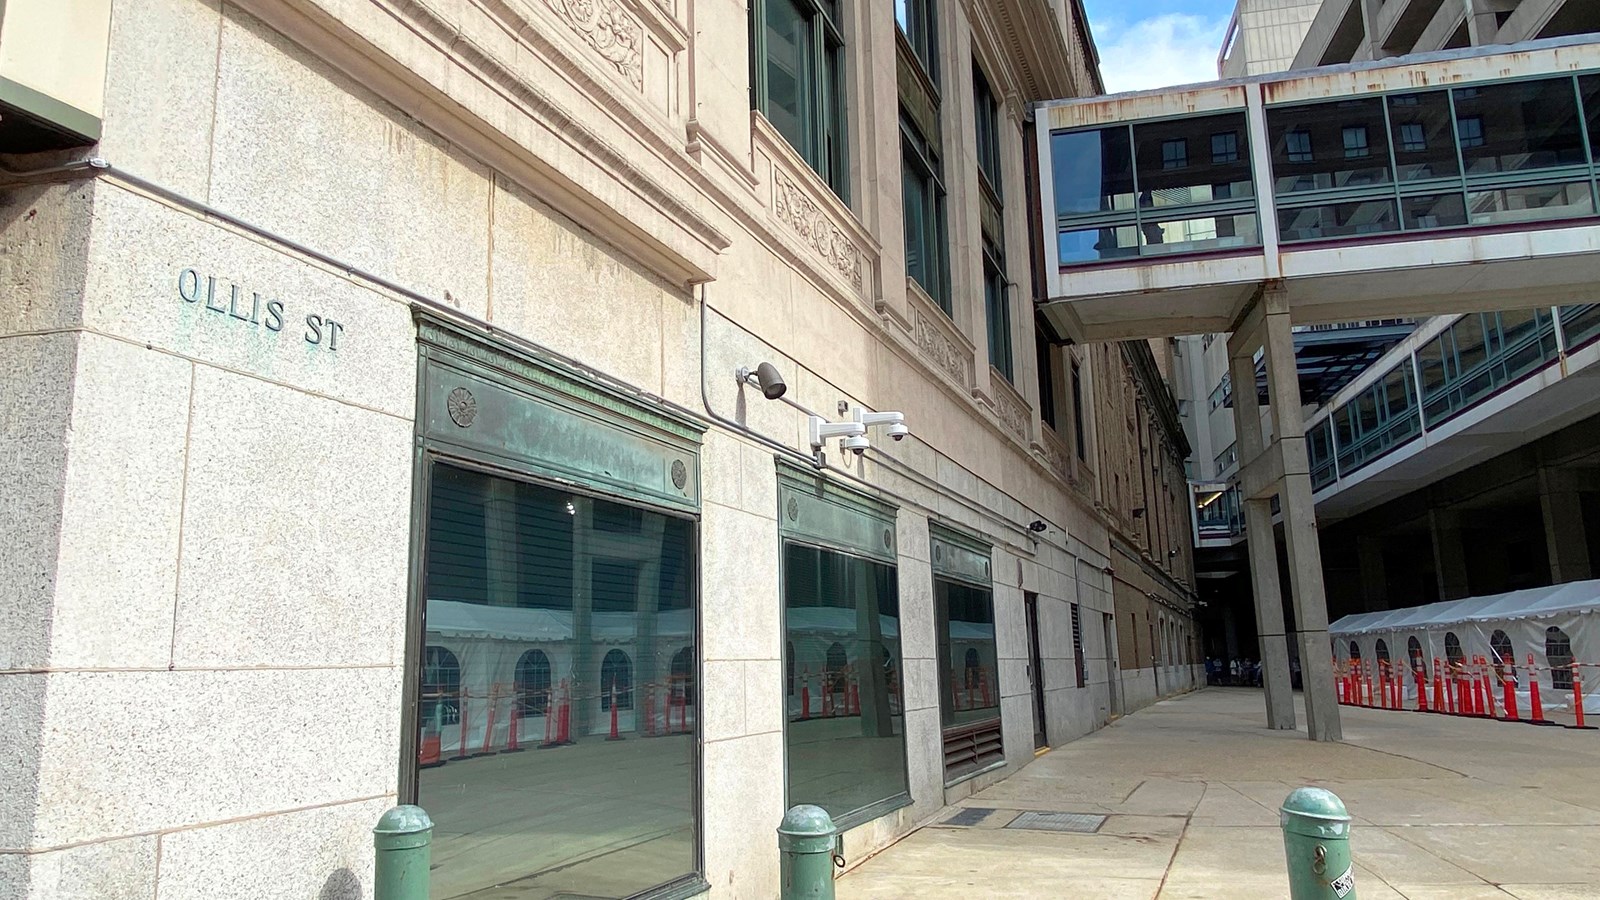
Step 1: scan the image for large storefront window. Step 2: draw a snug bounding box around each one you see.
[931,526,1001,781]
[410,318,706,900]
[418,463,697,899]
[779,467,908,825]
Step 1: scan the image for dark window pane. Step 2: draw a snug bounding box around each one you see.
[1453,77,1587,174]
[764,0,814,164]
[1037,334,1057,429]
[1070,361,1087,458]
[1388,91,1458,180]
[1058,224,1139,263]
[419,463,697,898]
[1211,131,1239,163]
[1454,314,1487,374]
[1134,112,1254,205]
[784,544,908,820]
[937,579,999,729]
[1278,199,1398,242]
[1268,99,1391,193]
[1466,181,1594,226]
[1582,75,1600,165]
[974,63,1002,192]
[1052,127,1136,215]
[1400,193,1467,230]
[985,259,1013,382]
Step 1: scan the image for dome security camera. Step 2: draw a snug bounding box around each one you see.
[841,433,870,455]
[887,422,909,441]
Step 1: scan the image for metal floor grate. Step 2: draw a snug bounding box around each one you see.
[942,807,996,827]
[1003,811,1106,833]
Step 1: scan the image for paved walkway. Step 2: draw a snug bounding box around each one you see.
[837,688,1600,899]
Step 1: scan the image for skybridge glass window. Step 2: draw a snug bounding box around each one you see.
[1388,91,1457,180]
[1267,98,1391,193]
[1052,112,1259,265]
[1451,77,1586,175]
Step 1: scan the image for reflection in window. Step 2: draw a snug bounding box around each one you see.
[1453,78,1585,174]
[904,114,950,312]
[417,463,697,899]
[1342,126,1369,159]
[423,646,462,728]
[671,646,695,706]
[1389,91,1457,180]
[784,542,907,821]
[1457,116,1484,149]
[1211,132,1239,163]
[1547,626,1574,690]
[1052,127,1136,215]
[1161,139,1188,169]
[1286,130,1312,163]
[937,579,999,727]
[1399,123,1426,152]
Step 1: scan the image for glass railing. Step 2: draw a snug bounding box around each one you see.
[1560,304,1600,352]
[1417,309,1561,427]
[1332,362,1421,476]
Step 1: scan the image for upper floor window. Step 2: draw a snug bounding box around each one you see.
[1210,132,1239,164]
[973,63,1002,195]
[752,0,849,200]
[1342,126,1370,159]
[1161,139,1188,170]
[903,113,949,313]
[896,0,938,82]
[1286,130,1313,163]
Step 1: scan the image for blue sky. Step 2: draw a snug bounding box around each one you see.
[1081,0,1238,93]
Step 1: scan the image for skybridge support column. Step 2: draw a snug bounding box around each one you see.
[1228,328,1296,732]
[1261,289,1342,742]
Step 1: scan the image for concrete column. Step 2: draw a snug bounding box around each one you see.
[1227,349,1295,730]
[1357,534,1389,612]
[1428,507,1470,600]
[1261,298,1342,742]
[1539,468,1593,584]
[484,477,521,607]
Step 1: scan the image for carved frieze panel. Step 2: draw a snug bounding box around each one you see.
[771,167,863,289]
[989,376,1029,442]
[544,0,644,90]
[911,304,971,389]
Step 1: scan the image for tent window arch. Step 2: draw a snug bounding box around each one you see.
[1407,637,1426,674]
[1349,641,1361,661]
[600,649,633,711]
[515,650,552,716]
[422,646,462,727]
[1546,626,1574,690]
[1445,632,1464,669]
[826,642,848,693]
[671,646,695,706]
[1374,639,1390,662]
[1490,630,1516,683]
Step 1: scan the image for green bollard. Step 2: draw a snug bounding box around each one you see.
[1280,787,1356,900]
[374,805,433,900]
[778,804,841,900]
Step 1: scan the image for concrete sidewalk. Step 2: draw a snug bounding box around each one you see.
[836,688,1600,899]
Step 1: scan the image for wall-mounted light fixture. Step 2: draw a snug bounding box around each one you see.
[736,362,787,400]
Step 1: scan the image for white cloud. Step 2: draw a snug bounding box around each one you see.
[1093,13,1230,94]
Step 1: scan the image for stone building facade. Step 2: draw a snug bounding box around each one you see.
[0,0,1197,897]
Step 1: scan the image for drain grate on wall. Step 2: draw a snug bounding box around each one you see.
[1003,811,1106,833]
[942,807,997,827]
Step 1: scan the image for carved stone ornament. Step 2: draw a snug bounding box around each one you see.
[990,386,1027,441]
[544,0,644,90]
[1040,433,1070,482]
[912,308,969,388]
[447,387,478,427]
[772,168,863,288]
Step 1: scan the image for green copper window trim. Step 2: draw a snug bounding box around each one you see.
[928,522,992,586]
[776,461,898,563]
[416,314,704,513]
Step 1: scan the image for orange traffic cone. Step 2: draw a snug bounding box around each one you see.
[1528,655,1554,726]
[1572,665,1594,730]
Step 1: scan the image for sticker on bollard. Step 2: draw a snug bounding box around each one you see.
[1331,865,1355,897]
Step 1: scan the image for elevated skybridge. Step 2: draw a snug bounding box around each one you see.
[1033,36,1600,343]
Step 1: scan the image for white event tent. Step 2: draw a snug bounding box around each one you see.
[1329,579,1600,713]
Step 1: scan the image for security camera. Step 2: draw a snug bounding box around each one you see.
[853,408,910,443]
[841,433,870,455]
[808,415,867,453]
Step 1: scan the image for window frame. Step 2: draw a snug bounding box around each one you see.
[902,112,951,313]
[896,0,939,85]
[750,0,850,202]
